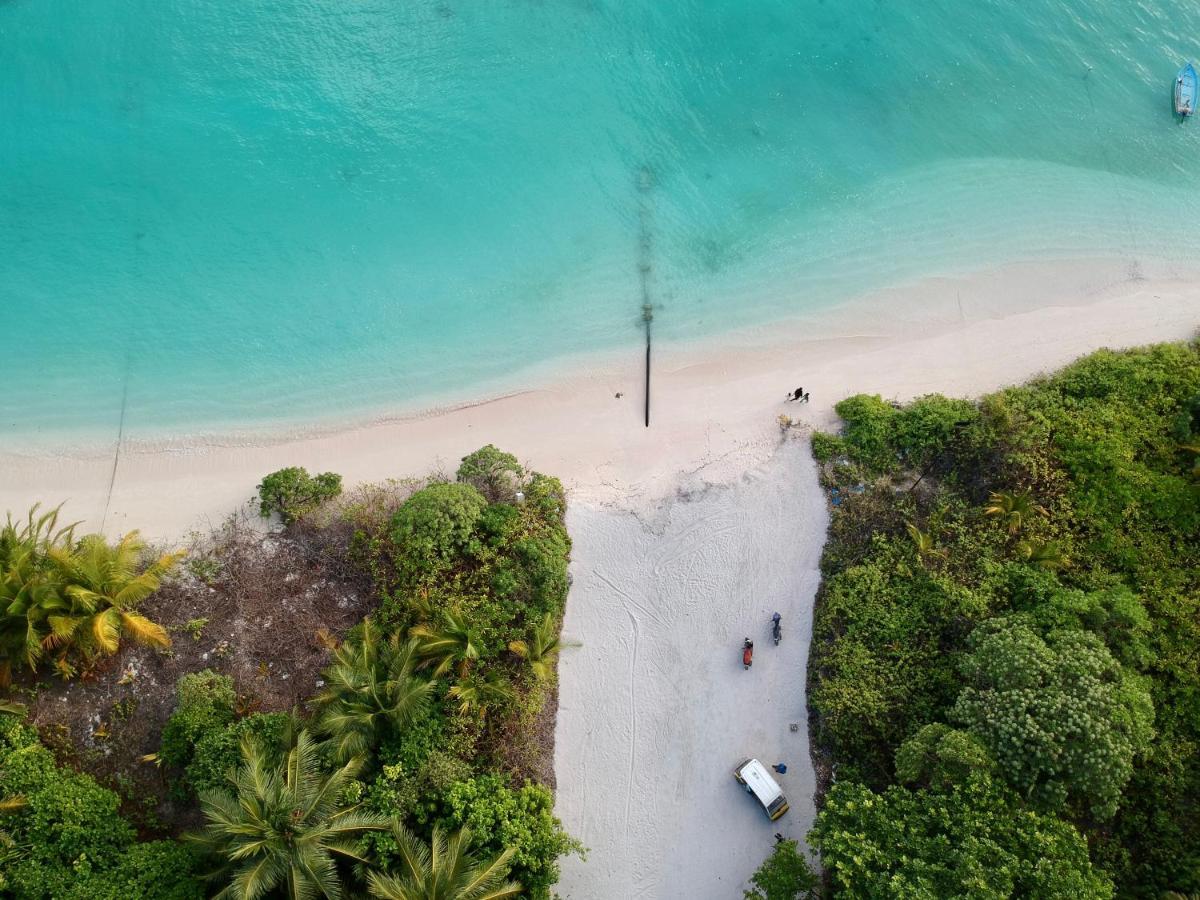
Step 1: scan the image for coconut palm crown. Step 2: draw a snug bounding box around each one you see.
[0,506,177,681]
[508,613,573,682]
[46,531,180,662]
[311,620,434,764]
[983,490,1041,535]
[411,608,482,678]
[366,825,521,900]
[191,729,389,900]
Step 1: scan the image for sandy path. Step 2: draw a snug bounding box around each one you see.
[553,437,825,898]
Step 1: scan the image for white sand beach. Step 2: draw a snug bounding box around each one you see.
[2,258,1196,541]
[1,259,1197,898]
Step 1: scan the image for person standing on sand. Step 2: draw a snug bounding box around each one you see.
[786,387,803,402]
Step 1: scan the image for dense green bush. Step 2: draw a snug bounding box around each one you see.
[441,775,581,900]
[376,697,449,773]
[809,430,848,464]
[457,444,524,502]
[0,715,202,900]
[890,393,980,465]
[811,776,1113,899]
[185,711,292,794]
[833,394,897,471]
[376,464,570,664]
[256,466,343,524]
[63,841,204,900]
[744,838,819,900]
[893,723,995,791]
[158,669,237,770]
[389,482,487,579]
[808,539,991,784]
[807,341,1200,897]
[951,618,1154,820]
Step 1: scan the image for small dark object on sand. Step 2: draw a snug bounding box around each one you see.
[786,387,804,402]
[615,392,623,398]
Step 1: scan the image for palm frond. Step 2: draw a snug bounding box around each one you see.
[119,611,171,648]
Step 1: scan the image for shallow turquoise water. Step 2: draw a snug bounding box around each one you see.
[3,0,1200,442]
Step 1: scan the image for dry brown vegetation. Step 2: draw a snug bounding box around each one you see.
[16,512,374,831]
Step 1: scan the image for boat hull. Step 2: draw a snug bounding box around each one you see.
[1176,63,1197,116]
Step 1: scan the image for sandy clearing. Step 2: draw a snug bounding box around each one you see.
[553,437,825,898]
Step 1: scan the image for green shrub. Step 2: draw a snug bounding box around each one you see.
[833,394,897,471]
[158,669,236,770]
[185,711,292,794]
[457,444,524,502]
[744,838,819,900]
[894,723,995,791]
[811,776,1113,899]
[0,716,202,900]
[64,842,204,900]
[808,342,1200,895]
[256,466,343,524]
[441,775,581,900]
[891,393,979,464]
[377,699,448,773]
[809,431,846,464]
[809,545,990,784]
[389,482,487,578]
[951,618,1155,820]
[376,464,570,659]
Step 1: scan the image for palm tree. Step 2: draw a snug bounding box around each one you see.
[983,491,1040,535]
[1016,540,1067,571]
[366,826,520,900]
[311,620,434,764]
[0,505,75,681]
[411,608,482,678]
[508,613,574,681]
[448,672,514,718]
[191,730,389,900]
[0,504,76,571]
[905,522,946,563]
[45,532,179,664]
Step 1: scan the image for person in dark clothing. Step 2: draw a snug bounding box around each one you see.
[786,387,804,402]
[802,392,810,404]
[772,763,788,774]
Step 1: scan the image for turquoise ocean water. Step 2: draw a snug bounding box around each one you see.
[3,0,1200,445]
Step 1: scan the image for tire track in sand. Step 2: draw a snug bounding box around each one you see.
[622,606,640,828]
[592,569,650,829]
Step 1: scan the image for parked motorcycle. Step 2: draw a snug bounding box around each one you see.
[771,612,782,646]
[742,638,754,670]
